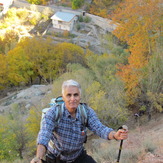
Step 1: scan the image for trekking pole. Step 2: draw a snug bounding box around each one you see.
[116,125,128,163]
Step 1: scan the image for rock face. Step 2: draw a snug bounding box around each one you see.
[0,85,52,114]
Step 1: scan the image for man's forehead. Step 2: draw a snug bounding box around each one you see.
[64,86,80,94]
[65,86,78,90]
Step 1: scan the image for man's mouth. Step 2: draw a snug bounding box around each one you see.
[70,103,76,105]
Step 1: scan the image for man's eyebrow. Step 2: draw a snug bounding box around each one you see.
[74,93,79,95]
[67,93,79,95]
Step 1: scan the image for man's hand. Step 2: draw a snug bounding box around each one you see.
[114,129,128,140]
[30,144,46,163]
[30,157,42,163]
[109,125,128,140]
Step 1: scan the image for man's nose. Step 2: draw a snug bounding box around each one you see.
[70,95,75,100]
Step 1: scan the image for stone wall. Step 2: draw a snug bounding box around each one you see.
[85,13,116,32]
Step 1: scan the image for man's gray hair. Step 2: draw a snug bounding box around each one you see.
[62,79,81,95]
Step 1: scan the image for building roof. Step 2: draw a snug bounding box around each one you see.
[51,11,76,22]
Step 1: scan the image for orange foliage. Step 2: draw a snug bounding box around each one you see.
[112,0,162,104]
[117,64,141,104]
[113,0,161,54]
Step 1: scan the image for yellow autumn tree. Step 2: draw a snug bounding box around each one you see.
[6,47,34,86]
[0,30,19,54]
[0,54,8,89]
[15,37,62,84]
[54,42,86,71]
[8,37,86,85]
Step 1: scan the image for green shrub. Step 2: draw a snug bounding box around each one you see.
[78,15,84,22]
[143,139,157,153]
[84,16,91,23]
[76,23,81,31]
[71,0,84,9]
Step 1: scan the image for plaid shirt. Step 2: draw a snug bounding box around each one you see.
[37,104,113,161]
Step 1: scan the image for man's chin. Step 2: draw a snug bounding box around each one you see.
[71,106,77,110]
[66,104,79,111]
[70,103,78,107]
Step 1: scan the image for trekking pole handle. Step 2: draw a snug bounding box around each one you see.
[116,125,128,163]
[118,125,128,131]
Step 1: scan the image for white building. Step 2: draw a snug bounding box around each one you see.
[51,11,77,31]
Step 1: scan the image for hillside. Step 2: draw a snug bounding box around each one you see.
[0,0,117,54]
[126,116,163,163]
[0,85,163,163]
[0,0,162,162]
[86,114,163,163]
[0,85,52,114]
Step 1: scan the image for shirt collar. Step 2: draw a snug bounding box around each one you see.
[64,104,80,120]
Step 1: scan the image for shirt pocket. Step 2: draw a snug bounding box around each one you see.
[73,122,87,144]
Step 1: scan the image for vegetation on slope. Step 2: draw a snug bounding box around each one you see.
[0,0,162,162]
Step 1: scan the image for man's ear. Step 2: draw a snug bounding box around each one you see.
[62,95,65,101]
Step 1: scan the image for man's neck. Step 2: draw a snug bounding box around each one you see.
[67,108,77,118]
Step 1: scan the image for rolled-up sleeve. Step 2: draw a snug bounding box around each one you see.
[87,107,114,140]
[37,107,56,147]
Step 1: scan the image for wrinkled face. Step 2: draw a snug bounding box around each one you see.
[62,86,81,113]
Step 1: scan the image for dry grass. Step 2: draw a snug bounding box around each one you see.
[86,114,163,163]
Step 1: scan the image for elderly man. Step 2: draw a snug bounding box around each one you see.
[31,79,128,163]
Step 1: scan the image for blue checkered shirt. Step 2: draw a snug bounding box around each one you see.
[37,104,113,161]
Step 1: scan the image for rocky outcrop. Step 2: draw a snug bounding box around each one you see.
[0,85,52,113]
